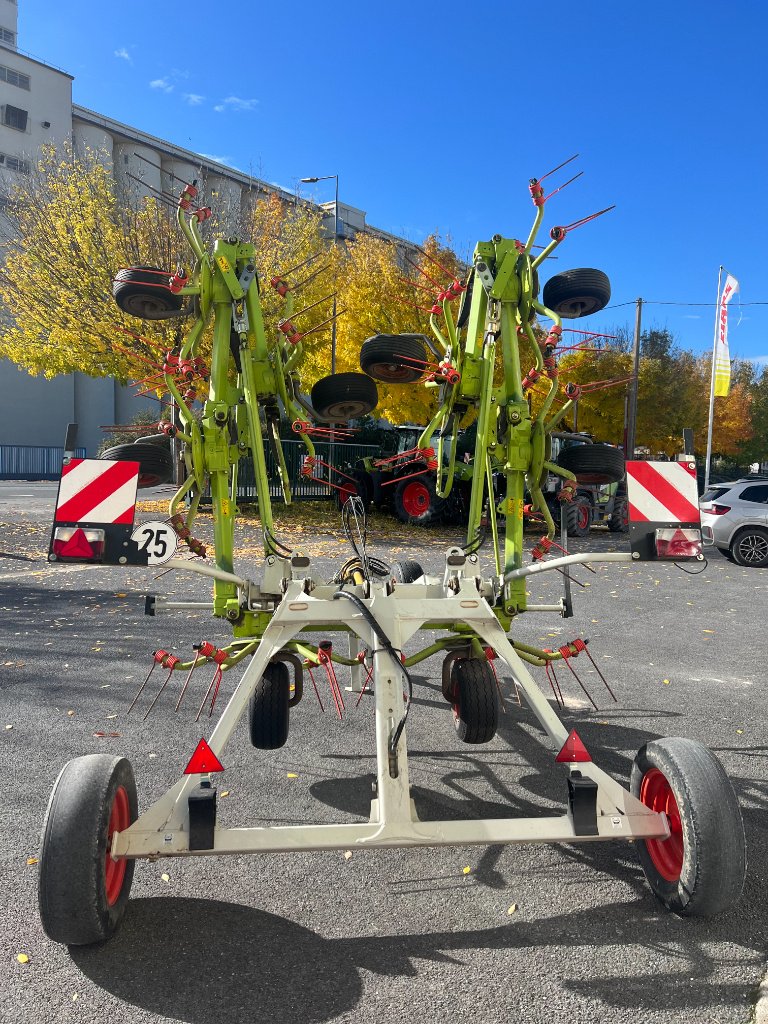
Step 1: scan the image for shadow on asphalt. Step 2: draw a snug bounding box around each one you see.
[71,894,763,1023]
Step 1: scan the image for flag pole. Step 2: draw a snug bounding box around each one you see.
[704,266,723,493]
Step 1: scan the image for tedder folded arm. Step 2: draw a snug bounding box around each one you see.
[38,163,746,947]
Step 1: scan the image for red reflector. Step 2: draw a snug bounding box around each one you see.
[710,504,731,516]
[52,527,105,560]
[184,738,224,775]
[555,729,592,763]
[654,528,702,559]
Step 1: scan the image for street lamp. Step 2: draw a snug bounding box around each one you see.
[299,174,339,374]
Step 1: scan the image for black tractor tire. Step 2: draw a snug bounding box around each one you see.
[394,474,444,525]
[542,268,611,319]
[311,373,378,421]
[608,495,630,533]
[360,334,428,383]
[450,658,498,744]
[248,661,290,749]
[113,266,184,320]
[353,470,374,508]
[565,495,591,537]
[557,442,625,485]
[100,441,173,488]
[729,527,768,568]
[391,560,424,583]
[630,737,746,917]
[39,754,137,945]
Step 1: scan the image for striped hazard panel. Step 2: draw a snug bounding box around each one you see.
[626,461,700,524]
[54,459,139,525]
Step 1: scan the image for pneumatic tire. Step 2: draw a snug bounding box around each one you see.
[113,266,183,320]
[100,441,173,488]
[542,268,611,319]
[557,442,625,485]
[450,658,498,744]
[311,373,378,421]
[360,333,428,383]
[249,661,290,749]
[391,560,424,583]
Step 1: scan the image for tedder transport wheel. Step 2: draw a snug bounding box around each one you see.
[100,441,174,488]
[608,494,630,533]
[249,661,290,749]
[311,373,378,421]
[391,559,424,583]
[630,738,746,917]
[113,266,184,320]
[566,495,591,537]
[557,443,625,485]
[729,527,768,568]
[450,659,498,744]
[360,333,428,383]
[39,754,137,945]
[542,268,611,319]
[394,475,444,525]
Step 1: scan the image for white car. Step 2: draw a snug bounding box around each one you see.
[699,479,768,567]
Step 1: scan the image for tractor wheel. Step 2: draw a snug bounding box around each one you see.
[631,737,746,917]
[394,474,444,525]
[353,470,374,508]
[542,268,611,319]
[450,659,498,744]
[39,754,137,945]
[557,442,625,484]
[248,661,290,749]
[391,560,424,583]
[311,373,378,421]
[360,333,428,383]
[113,266,183,320]
[729,527,768,568]
[100,441,173,488]
[565,495,591,537]
[608,495,630,533]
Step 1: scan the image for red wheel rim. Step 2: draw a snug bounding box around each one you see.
[105,785,130,906]
[578,505,590,531]
[639,768,684,881]
[451,683,460,723]
[402,481,430,517]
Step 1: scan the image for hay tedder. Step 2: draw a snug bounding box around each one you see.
[39,159,745,947]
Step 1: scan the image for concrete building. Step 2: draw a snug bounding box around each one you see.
[0,0,413,466]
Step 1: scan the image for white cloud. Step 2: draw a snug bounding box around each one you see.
[221,96,258,112]
[681,314,701,320]
[200,153,231,166]
[183,93,205,106]
[150,77,174,93]
[213,104,225,113]
[749,355,768,365]
[114,47,131,63]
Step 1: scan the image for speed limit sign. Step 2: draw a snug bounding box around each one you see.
[131,520,179,565]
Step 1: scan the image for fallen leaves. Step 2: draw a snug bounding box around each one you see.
[287,772,298,779]
[16,953,29,964]
[343,850,353,861]
[161,872,170,883]
[26,857,38,865]
[507,904,518,915]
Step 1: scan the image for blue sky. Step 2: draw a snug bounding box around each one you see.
[18,0,768,365]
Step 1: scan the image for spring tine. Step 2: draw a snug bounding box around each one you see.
[536,153,579,184]
[175,655,201,711]
[128,653,162,713]
[561,657,599,711]
[306,666,325,712]
[195,667,220,723]
[142,667,173,721]
[583,646,618,703]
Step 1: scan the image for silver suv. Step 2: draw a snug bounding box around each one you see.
[699,479,768,567]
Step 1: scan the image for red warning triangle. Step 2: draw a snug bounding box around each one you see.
[183,738,224,774]
[58,528,95,559]
[555,729,592,763]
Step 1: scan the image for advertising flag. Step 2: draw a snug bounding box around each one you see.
[714,273,738,397]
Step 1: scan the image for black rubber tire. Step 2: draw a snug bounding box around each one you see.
[360,334,427,383]
[100,441,173,488]
[393,473,444,525]
[729,527,768,568]
[391,560,424,583]
[311,373,378,421]
[249,661,290,749]
[565,495,591,537]
[353,470,374,508]
[113,266,183,320]
[542,268,611,319]
[39,754,137,945]
[630,737,746,917]
[451,658,498,744]
[557,442,625,485]
[608,495,629,533]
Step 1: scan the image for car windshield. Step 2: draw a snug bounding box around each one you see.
[700,487,729,503]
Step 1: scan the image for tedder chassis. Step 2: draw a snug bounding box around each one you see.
[38,162,746,947]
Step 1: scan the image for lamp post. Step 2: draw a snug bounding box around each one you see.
[299,174,339,374]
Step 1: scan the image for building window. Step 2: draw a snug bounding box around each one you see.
[0,27,15,45]
[2,104,28,131]
[0,64,30,89]
[0,154,30,173]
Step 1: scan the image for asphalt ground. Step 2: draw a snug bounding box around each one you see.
[0,481,766,1024]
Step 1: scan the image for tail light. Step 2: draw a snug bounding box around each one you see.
[52,526,106,561]
[709,504,731,516]
[654,528,703,560]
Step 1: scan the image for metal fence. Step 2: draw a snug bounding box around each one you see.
[0,445,87,481]
[202,440,379,503]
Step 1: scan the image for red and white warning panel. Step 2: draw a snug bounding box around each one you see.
[626,461,703,561]
[49,458,150,565]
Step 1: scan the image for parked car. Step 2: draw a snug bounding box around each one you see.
[699,479,768,567]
